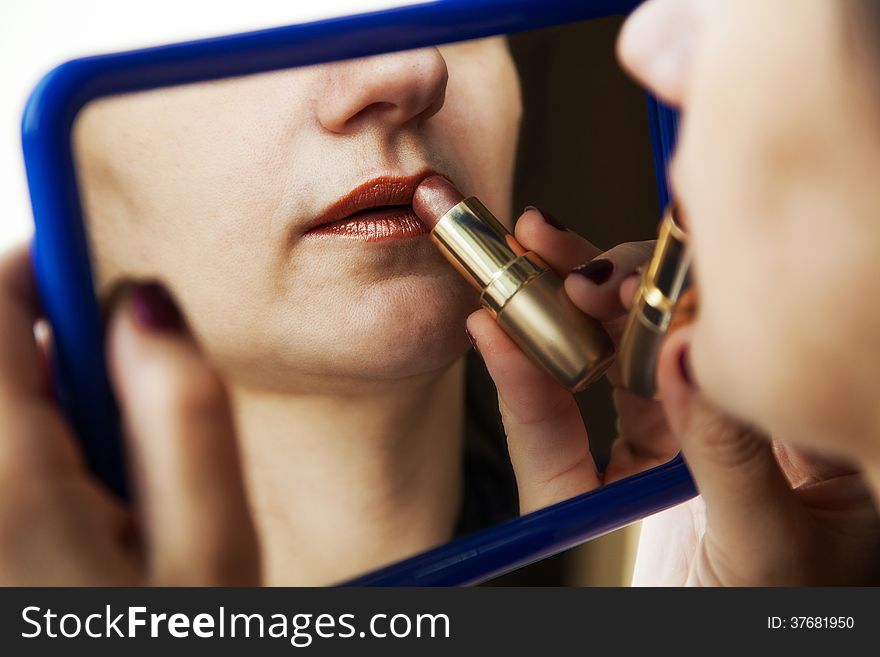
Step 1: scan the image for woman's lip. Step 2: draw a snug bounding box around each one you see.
[307,208,428,242]
[306,173,437,235]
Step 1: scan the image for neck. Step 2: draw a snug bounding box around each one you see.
[231,359,466,585]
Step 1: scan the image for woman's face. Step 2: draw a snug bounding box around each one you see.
[619,0,880,456]
[75,39,521,394]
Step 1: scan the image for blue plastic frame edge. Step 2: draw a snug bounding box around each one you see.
[21,0,694,586]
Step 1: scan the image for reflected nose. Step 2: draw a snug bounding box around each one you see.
[617,0,702,107]
[317,48,449,134]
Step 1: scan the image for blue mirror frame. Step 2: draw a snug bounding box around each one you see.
[21,0,695,586]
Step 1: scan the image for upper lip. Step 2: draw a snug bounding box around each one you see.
[307,172,436,232]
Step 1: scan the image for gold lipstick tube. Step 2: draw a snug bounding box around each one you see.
[619,204,691,398]
[431,197,615,392]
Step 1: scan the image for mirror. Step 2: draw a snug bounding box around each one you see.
[70,16,667,585]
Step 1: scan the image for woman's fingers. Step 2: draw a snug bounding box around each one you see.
[619,273,641,311]
[512,207,654,322]
[0,244,81,475]
[513,207,602,273]
[603,386,680,483]
[0,244,134,586]
[564,240,655,322]
[107,284,260,585]
[0,244,43,396]
[498,212,661,498]
[656,326,807,583]
[467,309,601,514]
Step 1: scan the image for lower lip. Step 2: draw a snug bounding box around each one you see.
[307,208,428,242]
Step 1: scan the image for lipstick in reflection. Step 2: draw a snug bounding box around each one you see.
[413,176,614,392]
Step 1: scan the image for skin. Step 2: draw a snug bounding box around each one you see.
[638,0,880,458]
[469,0,880,585]
[0,249,258,585]
[621,0,880,585]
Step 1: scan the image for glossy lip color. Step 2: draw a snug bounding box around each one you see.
[306,174,433,242]
[21,0,691,587]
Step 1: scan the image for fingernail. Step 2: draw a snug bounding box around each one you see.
[525,205,567,231]
[572,258,614,285]
[465,328,481,356]
[678,347,694,388]
[130,283,184,332]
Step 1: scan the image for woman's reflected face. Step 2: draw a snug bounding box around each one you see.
[75,39,522,393]
[619,0,880,454]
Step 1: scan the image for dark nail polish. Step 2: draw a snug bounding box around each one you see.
[465,328,481,356]
[572,258,614,285]
[525,205,567,231]
[130,283,184,332]
[678,348,693,387]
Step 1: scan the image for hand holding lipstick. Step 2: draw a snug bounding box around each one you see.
[412,175,679,513]
[460,204,676,514]
[415,176,615,392]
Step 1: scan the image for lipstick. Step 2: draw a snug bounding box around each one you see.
[619,204,691,398]
[413,176,615,392]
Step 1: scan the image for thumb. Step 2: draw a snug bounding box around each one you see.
[107,283,260,585]
[657,326,807,580]
[466,309,601,514]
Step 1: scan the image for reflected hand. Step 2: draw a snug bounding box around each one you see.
[466,207,675,513]
[633,326,880,585]
[0,244,259,585]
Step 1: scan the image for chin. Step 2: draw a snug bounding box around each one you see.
[203,248,481,393]
[340,273,478,380]
[237,270,480,391]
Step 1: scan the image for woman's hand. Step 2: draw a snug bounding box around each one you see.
[466,207,675,513]
[633,327,880,585]
[0,243,259,585]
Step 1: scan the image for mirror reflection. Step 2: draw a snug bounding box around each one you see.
[72,17,668,585]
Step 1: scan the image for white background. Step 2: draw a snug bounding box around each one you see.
[0,0,423,251]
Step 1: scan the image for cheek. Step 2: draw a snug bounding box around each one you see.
[689,265,768,428]
[671,54,820,426]
[665,1,880,451]
[440,50,521,221]
[687,180,880,458]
